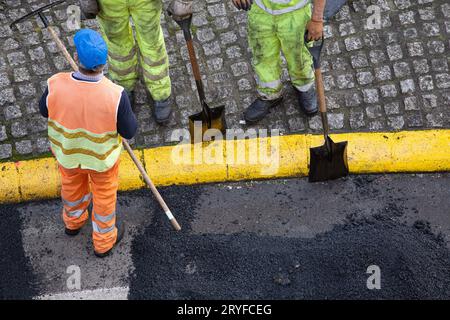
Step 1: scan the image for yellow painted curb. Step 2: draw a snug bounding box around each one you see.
[0,129,449,204]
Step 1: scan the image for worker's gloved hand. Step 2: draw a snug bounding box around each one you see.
[79,0,100,20]
[167,0,193,21]
[306,19,324,41]
[231,0,253,11]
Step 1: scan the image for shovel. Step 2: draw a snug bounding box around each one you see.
[306,33,349,183]
[11,0,181,231]
[170,14,227,142]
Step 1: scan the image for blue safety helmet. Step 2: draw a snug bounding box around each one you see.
[73,29,108,70]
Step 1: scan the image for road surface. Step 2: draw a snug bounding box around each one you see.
[1,173,449,299]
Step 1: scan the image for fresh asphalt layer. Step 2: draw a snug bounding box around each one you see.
[1,173,450,299]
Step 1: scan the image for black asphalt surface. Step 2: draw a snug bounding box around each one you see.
[0,173,450,299]
[0,205,38,299]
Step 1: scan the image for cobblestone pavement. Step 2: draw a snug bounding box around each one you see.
[0,0,449,160]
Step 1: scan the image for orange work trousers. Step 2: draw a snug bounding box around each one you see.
[58,160,120,254]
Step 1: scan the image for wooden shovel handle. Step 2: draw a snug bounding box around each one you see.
[314,68,327,114]
[122,141,182,231]
[48,26,79,71]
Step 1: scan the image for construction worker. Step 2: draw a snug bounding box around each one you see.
[88,0,178,124]
[232,0,326,123]
[39,29,138,258]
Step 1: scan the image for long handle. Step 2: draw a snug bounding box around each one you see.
[178,17,212,126]
[122,142,181,231]
[314,68,329,141]
[48,26,78,71]
[46,26,181,231]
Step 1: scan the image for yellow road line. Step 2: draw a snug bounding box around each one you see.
[0,130,449,203]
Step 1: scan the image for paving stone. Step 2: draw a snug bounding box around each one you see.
[15,140,33,155]
[231,62,249,77]
[356,71,374,85]
[403,28,418,39]
[13,67,30,83]
[328,113,344,129]
[0,73,10,88]
[422,94,438,109]
[0,144,12,159]
[375,65,392,81]
[0,89,16,106]
[407,42,424,57]
[380,84,398,98]
[350,53,369,68]
[427,40,445,54]
[431,58,448,72]
[413,59,429,74]
[362,89,379,104]
[387,45,403,61]
[336,74,355,89]
[400,79,415,94]
[344,37,363,51]
[426,112,444,127]
[405,112,424,127]
[399,11,415,25]
[0,126,6,142]
[384,102,401,115]
[423,23,440,36]
[387,115,405,130]
[349,109,365,129]
[339,22,355,36]
[404,96,420,110]
[369,50,386,64]
[366,105,383,119]
[418,75,434,91]
[345,92,362,107]
[436,73,450,89]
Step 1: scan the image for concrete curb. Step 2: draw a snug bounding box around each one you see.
[1,129,449,204]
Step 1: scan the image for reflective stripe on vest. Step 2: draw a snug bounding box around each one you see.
[47,73,123,172]
[254,0,309,15]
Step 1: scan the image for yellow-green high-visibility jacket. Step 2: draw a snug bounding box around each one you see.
[254,0,310,15]
[47,73,123,172]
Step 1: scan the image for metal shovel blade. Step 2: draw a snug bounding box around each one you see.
[309,136,349,182]
[189,104,226,141]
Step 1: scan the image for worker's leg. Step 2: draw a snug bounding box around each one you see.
[130,0,171,101]
[59,165,91,231]
[89,160,120,254]
[248,5,283,100]
[97,0,138,92]
[277,4,315,92]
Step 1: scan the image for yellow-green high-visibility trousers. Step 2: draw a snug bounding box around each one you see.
[248,3,314,100]
[97,0,171,101]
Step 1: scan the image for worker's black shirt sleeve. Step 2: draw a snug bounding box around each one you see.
[39,87,49,118]
[117,90,138,140]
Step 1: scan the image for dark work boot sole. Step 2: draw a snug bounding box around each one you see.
[94,222,126,258]
[244,97,284,125]
[65,228,81,236]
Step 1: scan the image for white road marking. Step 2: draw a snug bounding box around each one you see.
[35,286,129,300]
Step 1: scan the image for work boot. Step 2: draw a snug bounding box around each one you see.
[65,227,81,237]
[125,90,136,112]
[243,97,283,124]
[153,98,172,124]
[296,86,318,116]
[94,221,126,258]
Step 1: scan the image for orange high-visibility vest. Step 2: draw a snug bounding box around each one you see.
[47,72,123,172]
